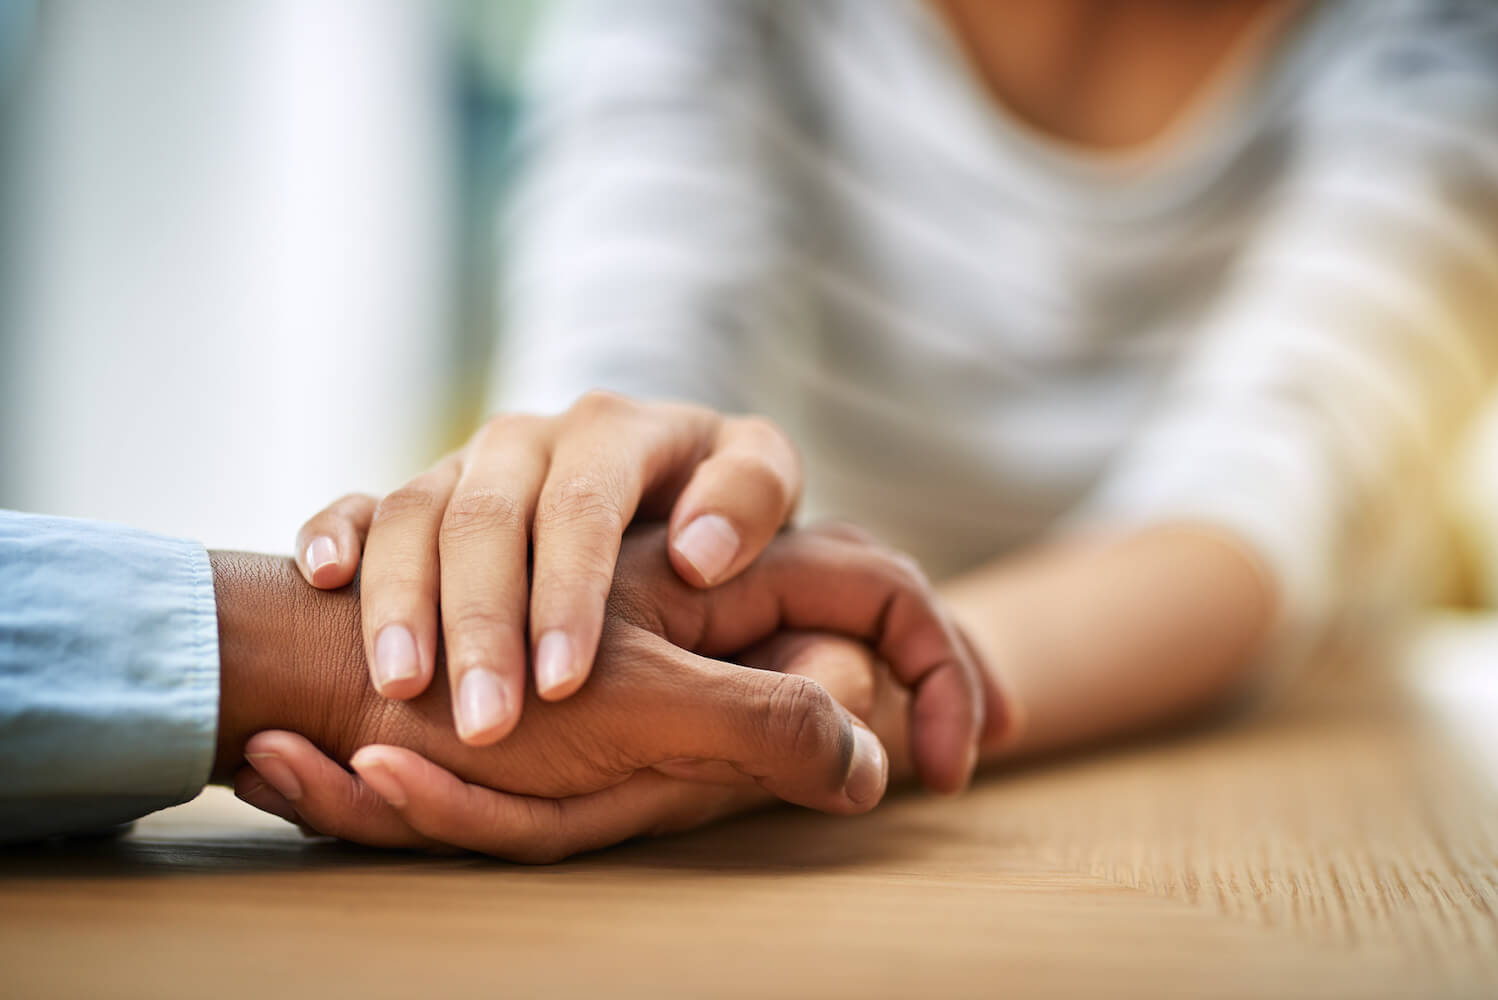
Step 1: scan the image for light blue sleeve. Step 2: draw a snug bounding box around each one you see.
[0,510,219,843]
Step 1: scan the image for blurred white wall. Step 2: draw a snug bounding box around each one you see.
[1,0,455,552]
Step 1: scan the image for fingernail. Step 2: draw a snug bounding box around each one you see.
[373,625,420,691]
[457,668,510,741]
[674,514,739,585]
[534,630,576,697]
[245,752,302,801]
[304,535,338,577]
[843,726,887,808]
[353,757,408,809]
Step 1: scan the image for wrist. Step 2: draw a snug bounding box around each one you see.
[208,551,369,782]
[940,525,1274,762]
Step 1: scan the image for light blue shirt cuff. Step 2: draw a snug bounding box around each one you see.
[0,510,219,843]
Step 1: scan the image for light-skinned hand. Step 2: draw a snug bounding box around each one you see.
[220,524,1000,857]
[294,393,803,745]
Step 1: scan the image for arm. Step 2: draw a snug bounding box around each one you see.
[0,511,377,844]
[364,3,802,739]
[231,523,1005,861]
[945,526,1273,760]
[0,510,882,844]
[492,0,796,415]
[221,537,913,814]
[260,521,985,804]
[296,405,986,793]
[949,7,1498,757]
[1,507,979,851]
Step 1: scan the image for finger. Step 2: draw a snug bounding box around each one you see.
[798,518,877,546]
[232,766,302,825]
[351,745,760,863]
[294,493,378,589]
[360,457,463,700]
[526,393,716,701]
[439,416,551,745]
[633,637,889,815]
[667,415,801,589]
[740,631,878,723]
[768,535,982,795]
[643,529,986,795]
[654,632,879,787]
[242,731,437,849]
[957,623,1024,753]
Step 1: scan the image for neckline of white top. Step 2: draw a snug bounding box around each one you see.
[878,0,1365,220]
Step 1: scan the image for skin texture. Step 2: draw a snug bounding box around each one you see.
[295,393,805,747]
[927,0,1296,150]
[263,4,1294,858]
[237,632,919,863]
[216,523,1001,860]
[299,497,989,796]
[947,524,1275,766]
[239,521,1270,862]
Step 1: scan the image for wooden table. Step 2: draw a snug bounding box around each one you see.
[4,615,1498,999]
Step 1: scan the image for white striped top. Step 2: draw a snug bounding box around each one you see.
[490,0,1498,649]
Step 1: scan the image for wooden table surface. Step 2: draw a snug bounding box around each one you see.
[4,615,1498,999]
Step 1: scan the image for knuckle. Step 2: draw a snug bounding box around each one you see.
[731,414,792,452]
[892,552,930,589]
[812,641,879,721]
[877,549,932,596]
[651,398,708,422]
[373,485,444,524]
[474,411,546,449]
[538,474,626,533]
[443,606,525,653]
[441,488,524,540]
[333,492,378,514]
[505,800,570,864]
[714,453,792,514]
[364,567,431,604]
[764,674,841,767]
[298,515,334,542]
[807,518,877,547]
[442,625,525,682]
[301,778,376,841]
[569,388,635,423]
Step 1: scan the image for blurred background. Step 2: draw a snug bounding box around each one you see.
[0,0,540,553]
[3,0,1498,609]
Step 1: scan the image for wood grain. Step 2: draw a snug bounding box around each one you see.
[4,614,1498,999]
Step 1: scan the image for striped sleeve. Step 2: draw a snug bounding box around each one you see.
[489,0,801,416]
[1078,2,1498,648]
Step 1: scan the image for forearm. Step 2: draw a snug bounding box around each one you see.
[941,524,1275,761]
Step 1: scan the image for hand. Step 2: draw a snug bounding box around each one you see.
[217,523,993,827]
[214,537,881,817]
[236,632,915,862]
[294,393,803,745]
[316,518,989,795]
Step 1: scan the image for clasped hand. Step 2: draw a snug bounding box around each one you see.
[231,396,1013,860]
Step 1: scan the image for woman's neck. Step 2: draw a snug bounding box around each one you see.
[927,0,1297,151]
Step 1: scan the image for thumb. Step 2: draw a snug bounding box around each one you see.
[666,415,801,588]
[647,640,889,815]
